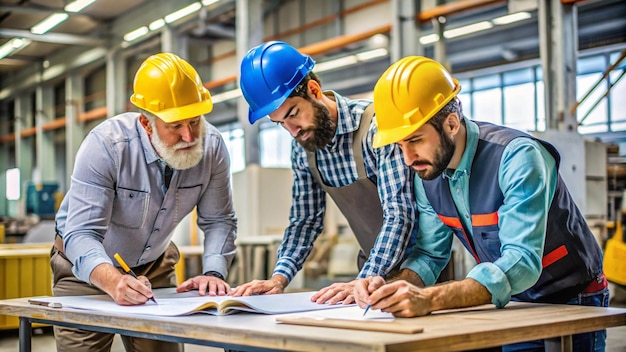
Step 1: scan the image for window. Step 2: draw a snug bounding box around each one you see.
[504,83,535,132]
[260,123,293,168]
[6,168,20,200]
[217,124,245,174]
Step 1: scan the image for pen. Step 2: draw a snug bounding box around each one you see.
[113,253,158,304]
[363,305,371,317]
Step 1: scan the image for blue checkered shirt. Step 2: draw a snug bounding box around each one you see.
[273,91,418,282]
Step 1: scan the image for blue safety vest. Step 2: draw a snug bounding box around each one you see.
[422,121,603,303]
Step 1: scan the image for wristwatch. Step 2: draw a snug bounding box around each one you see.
[204,271,225,280]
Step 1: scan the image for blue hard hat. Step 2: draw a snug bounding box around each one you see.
[239,41,315,124]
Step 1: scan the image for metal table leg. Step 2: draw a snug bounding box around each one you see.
[19,317,32,352]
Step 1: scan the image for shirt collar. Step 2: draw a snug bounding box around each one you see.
[137,117,161,165]
[444,117,478,179]
[325,90,360,137]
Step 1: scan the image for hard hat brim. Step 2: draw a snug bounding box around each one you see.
[131,89,214,123]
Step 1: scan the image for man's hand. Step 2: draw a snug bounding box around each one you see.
[353,276,386,309]
[365,280,434,317]
[90,263,155,305]
[229,275,287,296]
[177,275,230,296]
[311,280,358,304]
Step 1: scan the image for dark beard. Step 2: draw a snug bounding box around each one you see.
[415,129,455,180]
[297,99,336,152]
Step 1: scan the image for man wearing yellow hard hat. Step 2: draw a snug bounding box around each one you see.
[52,53,236,352]
[354,56,607,351]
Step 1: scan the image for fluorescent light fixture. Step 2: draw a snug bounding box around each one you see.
[419,33,439,45]
[64,0,96,12]
[165,2,202,24]
[0,38,32,59]
[149,19,165,31]
[492,12,531,25]
[212,89,242,104]
[202,0,220,5]
[444,21,493,39]
[31,13,69,34]
[6,168,20,201]
[315,55,358,73]
[123,26,149,42]
[356,48,388,61]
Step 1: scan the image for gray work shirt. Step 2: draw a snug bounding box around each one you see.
[55,112,237,284]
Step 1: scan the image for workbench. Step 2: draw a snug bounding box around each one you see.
[1,295,625,352]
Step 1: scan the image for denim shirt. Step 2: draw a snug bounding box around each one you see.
[55,112,237,284]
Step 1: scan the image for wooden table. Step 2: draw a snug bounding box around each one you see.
[1,297,625,352]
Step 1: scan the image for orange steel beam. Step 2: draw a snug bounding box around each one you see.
[0,133,15,144]
[42,117,67,131]
[20,126,36,138]
[78,106,107,123]
[418,0,505,21]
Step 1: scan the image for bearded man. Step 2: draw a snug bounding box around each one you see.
[51,53,237,352]
[231,41,418,305]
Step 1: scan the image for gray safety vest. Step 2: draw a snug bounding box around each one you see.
[306,104,381,269]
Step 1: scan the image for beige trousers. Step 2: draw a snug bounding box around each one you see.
[50,242,184,352]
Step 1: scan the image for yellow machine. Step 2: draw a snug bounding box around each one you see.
[605,220,626,286]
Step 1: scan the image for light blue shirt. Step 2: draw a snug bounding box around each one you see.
[55,112,237,284]
[402,119,557,308]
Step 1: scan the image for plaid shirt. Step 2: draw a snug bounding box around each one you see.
[273,91,418,282]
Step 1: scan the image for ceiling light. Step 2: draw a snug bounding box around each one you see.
[315,55,358,73]
[212,89,241,104]
[420,34,440,45]
[149,19,165,31]
[202,0,220,5]
[356,48,388,61]
[0,38,32,60]
[165,2,202,24]
[64,0,96,12]
[444,21,493,39]
[31,13,69,34]
[492,12,531,25]
[123,26,149,42]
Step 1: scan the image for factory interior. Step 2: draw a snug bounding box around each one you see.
[0,0,626,351]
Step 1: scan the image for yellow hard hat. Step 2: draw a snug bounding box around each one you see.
[130,53,213,123]
[372,56,461,148]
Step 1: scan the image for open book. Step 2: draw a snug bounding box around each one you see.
[28,289,351,317]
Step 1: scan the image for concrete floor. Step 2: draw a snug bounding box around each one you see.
[1,285,626,352]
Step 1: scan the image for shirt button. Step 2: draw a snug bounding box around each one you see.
[145,246,151,251]
[160,208,166,212]
[154,229,160,233]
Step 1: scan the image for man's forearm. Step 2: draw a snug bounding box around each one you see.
[387,268,425,287]
[427,278,492,311]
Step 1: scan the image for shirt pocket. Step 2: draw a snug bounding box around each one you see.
[111,187,149,229]
[474,230,502,263]
[173,185,202,224]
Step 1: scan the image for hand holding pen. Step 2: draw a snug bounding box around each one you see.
[114,253,158,304]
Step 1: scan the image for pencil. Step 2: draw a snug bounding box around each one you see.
[113,253,158,304]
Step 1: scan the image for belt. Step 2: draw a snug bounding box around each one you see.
[54,235,65,254]
[583,272,608,293]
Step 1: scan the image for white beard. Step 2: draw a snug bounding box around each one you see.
[151,121,205,170]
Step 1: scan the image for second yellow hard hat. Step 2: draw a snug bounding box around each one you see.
[373,56,460,148]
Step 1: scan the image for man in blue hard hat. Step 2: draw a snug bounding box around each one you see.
[231,41,419,304]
